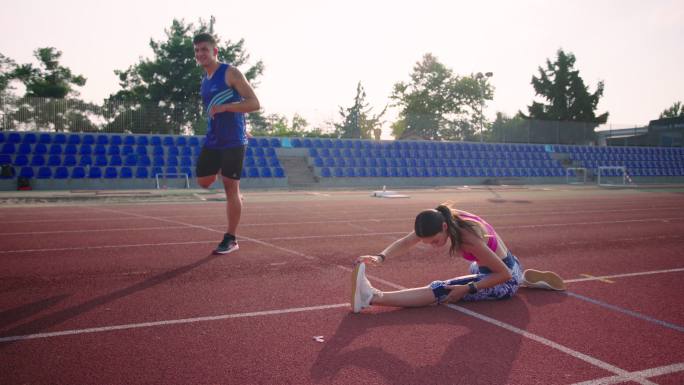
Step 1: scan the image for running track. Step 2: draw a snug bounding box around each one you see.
[1,186,683,384]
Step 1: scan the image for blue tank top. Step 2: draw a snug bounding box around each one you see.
[200,63,247,149]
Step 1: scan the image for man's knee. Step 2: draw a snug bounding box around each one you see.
[197,176,216,189]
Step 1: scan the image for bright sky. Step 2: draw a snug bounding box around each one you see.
[1,0,683,135]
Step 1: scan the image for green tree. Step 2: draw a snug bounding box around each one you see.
[334,82,386,139]
[522,49,607,143]
[659,101,683,118]
[5,47,97,132]
[109,17,264,135]
[390,54,492,141]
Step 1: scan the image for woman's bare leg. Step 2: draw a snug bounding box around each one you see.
[371,286,436,308]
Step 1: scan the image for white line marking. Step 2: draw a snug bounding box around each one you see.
[0,303,348,343]
[570,362,684,385]
[565,292,684,332]
[565,268,684,283]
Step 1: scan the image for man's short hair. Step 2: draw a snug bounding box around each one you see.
[193,33,217,46]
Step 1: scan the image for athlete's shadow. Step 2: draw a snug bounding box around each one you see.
[0,252,221,348]
[0,294,71,329]
[311,296,531,385]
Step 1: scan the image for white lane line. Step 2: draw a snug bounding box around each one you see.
[565,268,684,283]
[0,303,348,343]
[570,362,684,385]
[565,292,684,333]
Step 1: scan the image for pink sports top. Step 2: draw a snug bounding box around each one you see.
[457,212,498,261]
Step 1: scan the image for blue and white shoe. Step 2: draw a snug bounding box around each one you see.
[214,233,239,255]
[351,263,380,313]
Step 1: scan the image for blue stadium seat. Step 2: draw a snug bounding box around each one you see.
[88,167,102,178]
[188,136,200,146]
[93,144,106,155]
[37,166,52,179]
[138,155,151,167]
[107,145,120,156]
[96,135,109,145]
[94,155,107,166]
[19,166,34,178]
[269,157,281,167]
[320,167,331,177]
[135,167,149,178]
[14,155,29,166]
[270,138,281,147]
[71,166,85,179]
[22,133,37,144]
[135,146,147,156]
[244,156,255,167]
[121,145,134,156]
[67,134,81,145]
[82,134,95,145]
[180,146,192,156]
[51,133,66,144]
[7,133,21,143]
[136,136,149,146]
[248,167,259,178]
[166,156,178,167]
[124,155,138,167]
[274,167,285,177]
[151,146,164,156]
[47,155,61,166]
[123,136,136,146]
[260,167,272,177]
[165,167,178,177]
[256,157,268,167]
[30,155,46,166]
[176,137,187,146]
[180,167,193,178]
[38,133,51,144]
[109,155,122,166]
[254,147,265,157]
[53,166,68,179]
[110,135,122,146]
[180,156,192,167]
[167,147,179,157]
[355,167,367,177]
[80,144,93,155]
[102,167,116,179]
[64,144,77,155]
[18,143,32,155]
[120,167,133,178]
[62,155,76,167]
[331,167,343,177]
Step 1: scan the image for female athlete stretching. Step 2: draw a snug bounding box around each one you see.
[351,202,564,313]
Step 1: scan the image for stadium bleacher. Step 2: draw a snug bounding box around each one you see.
[0,132,286,188]
[1,131,683,190]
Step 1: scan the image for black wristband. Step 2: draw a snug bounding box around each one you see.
[377,253,386,262]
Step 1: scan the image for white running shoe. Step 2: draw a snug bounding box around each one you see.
[351,263,379,313]
[522,269,566,291]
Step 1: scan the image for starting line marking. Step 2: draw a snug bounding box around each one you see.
[570,362,684,385]
[580,274,615,283]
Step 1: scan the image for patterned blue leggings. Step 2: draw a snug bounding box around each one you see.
[430,253,523,303]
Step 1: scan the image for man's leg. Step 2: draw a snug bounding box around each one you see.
[222,176,242,236]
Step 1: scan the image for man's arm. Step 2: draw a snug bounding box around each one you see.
[209,66,260,116]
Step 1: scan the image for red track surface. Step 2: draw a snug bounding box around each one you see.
[1,186,683,384]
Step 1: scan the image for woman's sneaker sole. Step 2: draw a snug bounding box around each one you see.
[523,269,566,291]
[351,263,365,313]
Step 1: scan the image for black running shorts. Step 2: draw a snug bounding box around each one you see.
[196,145,246,180]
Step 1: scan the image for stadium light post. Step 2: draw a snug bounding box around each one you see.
[476,72,493,143]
